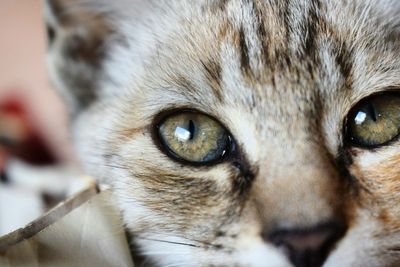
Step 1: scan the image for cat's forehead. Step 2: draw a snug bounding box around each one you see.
[137,0,399,123]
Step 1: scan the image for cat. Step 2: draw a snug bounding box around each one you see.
[44,0,400,266]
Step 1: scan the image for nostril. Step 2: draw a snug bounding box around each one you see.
[272,227,334,252]
[265,221,347,267]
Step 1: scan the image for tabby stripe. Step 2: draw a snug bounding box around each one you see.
[301,0,321,60]
[217,0,230,12]
[334,41,354,89]
[201,59,224,102]
[238,26,252,78]
[253,1,270,68]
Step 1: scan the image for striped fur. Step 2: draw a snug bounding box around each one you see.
[46,0,400,266]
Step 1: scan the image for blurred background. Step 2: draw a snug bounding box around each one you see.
[0,0,72,161]
[0,0,81,235]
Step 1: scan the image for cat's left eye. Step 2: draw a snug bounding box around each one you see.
[345,92,400,148]
[156,111,232,165]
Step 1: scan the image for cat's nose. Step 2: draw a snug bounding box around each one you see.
[264,221,346,267]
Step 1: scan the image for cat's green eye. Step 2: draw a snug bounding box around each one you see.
[157,111,231,164]
[346,93,400,147]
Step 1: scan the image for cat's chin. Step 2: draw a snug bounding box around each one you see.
[229,242,294,267]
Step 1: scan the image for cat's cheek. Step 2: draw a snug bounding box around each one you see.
[348,147,400,231]
[122,207,293,267]
[323,211,391,267]
[325,148,400,266]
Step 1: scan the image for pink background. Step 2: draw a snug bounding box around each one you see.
[0,0,74,162]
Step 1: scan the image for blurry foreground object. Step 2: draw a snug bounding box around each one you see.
[0,99,85,235]
[0,101,128,266]
[0,185,135,267]
[0,0,87,243]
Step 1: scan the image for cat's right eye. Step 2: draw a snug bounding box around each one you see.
[156,111,233,165]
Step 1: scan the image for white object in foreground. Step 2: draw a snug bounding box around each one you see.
[0,185,135,267]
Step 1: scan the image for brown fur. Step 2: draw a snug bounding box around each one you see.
[46,0,400,266]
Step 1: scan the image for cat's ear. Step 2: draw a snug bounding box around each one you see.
[44,0,117,115]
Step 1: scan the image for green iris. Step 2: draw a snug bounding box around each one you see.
[158,111,230,164]
[347,93,400,147]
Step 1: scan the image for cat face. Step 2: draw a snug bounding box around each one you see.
[45,0,400,266]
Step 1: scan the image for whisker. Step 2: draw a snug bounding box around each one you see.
[135,236,202,248]
[134,231,232,251]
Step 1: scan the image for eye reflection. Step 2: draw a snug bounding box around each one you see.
[175,126,191,142]
[354,111,367,125]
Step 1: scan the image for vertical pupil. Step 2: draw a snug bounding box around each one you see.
[367,102,378,122]
[188,120,195,140]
